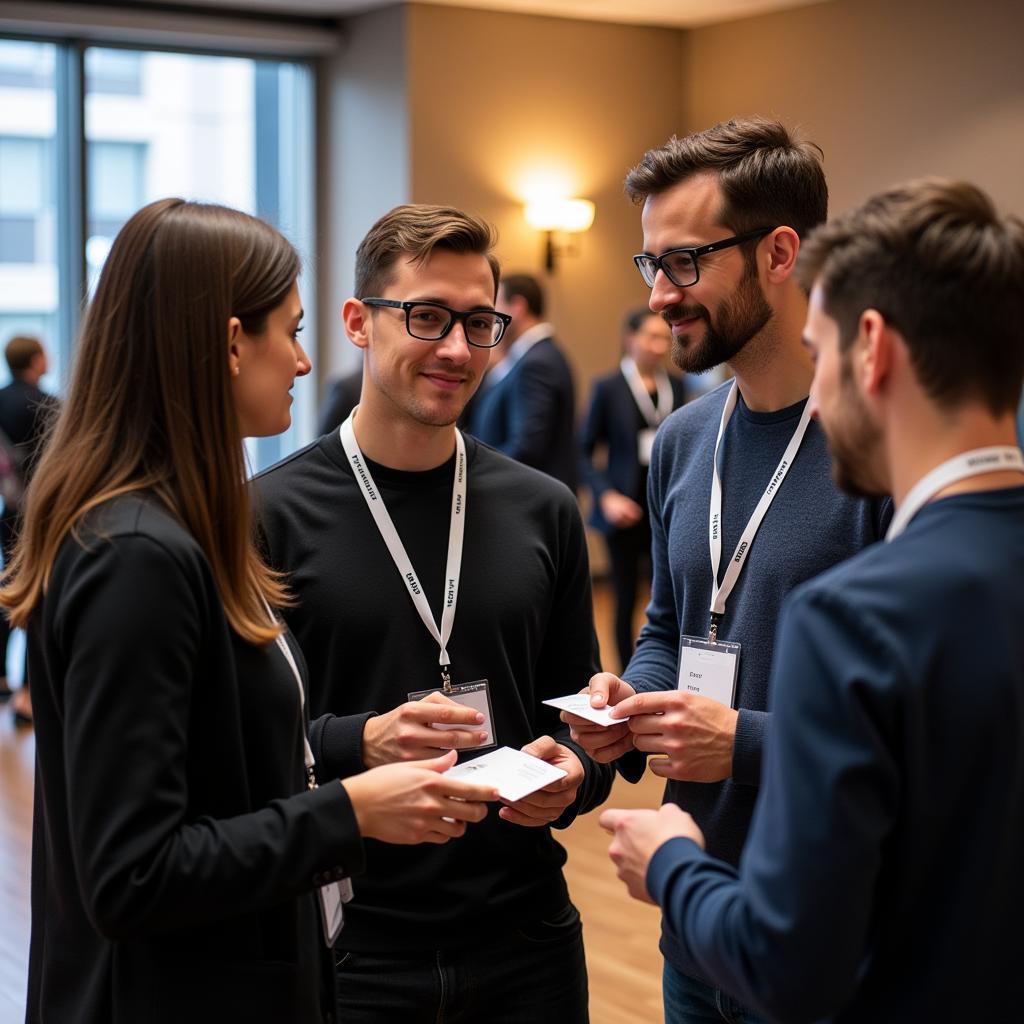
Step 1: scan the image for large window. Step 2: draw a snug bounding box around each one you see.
[0,41,59,391]
[0,38,316,470]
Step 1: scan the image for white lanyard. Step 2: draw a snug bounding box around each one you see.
[263,597,318,789]
[708,381,813,640]
[340,410,467,689]
[620,357,673,428]
[886,446,1024,541]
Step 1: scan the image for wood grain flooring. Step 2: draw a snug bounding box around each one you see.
[0,581,666,1023]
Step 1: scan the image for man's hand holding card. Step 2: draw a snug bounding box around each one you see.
[496,735,585,827]
[556,672,637,763]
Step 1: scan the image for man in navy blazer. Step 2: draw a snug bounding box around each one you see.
[466,273,578,492]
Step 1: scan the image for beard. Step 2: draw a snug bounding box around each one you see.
[822,361,887,498]
[664,260,773,374]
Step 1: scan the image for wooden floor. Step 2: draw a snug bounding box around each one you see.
[0,581,665,1023]
[0,712,32,1024]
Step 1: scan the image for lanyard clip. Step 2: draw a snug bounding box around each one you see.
[441,665,453,694]
[708,613,722,644]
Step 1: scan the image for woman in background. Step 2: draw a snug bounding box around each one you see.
[1,198,495,1024]
[581,308,689,670]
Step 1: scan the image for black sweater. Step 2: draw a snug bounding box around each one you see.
[27,495,364,1024]
[255,430,612,952]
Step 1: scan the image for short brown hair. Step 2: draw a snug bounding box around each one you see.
[5,334,44,376]
[797,177,1024,416]
[355,204,500,299]
[500,273,544,318]
[625,117,828,241]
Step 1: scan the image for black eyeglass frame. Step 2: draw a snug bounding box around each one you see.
[632,227,775,289]
[361,298,512,349]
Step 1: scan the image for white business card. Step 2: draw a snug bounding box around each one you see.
[443,745,567,802]
[543,693,630,728]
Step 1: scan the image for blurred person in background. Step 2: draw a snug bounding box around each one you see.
[318,366,363,435]
[0,334,60,726]
[581,308,688,669]
[466,272,578,492]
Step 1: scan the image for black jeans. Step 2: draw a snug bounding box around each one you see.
[334,903,589,1023]
[604,517,652,670]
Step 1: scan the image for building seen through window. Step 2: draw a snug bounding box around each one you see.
[0,40,315,471]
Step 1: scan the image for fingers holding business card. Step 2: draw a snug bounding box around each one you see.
[361,692,490,767]
[558,673,637,763]
[497,735,584,827]
[614,690,739,783]
[344,751,498,846]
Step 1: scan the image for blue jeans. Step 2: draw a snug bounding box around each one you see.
[335,903,589,1023]
[663,961,766,1024]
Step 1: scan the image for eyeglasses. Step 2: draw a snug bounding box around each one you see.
[632,228,774,289]
[362,298,511,349]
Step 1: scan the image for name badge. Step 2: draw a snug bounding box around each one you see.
[407,679,496,751]
[677,636,740,708]
[638,428,657,466]
[318,876,353,947]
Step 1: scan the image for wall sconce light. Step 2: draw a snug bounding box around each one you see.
[524,197,596,273]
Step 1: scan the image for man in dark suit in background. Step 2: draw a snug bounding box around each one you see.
[317,366,362,436]
[466,273,578,492]
[0,334,60,725]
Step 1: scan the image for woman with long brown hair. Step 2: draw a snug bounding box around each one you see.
[2,198,496,1024]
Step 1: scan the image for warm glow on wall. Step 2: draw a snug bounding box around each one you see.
[520,181,596,273]
[524,197,596,233]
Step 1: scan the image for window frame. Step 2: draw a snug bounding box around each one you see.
[0,30,318,470]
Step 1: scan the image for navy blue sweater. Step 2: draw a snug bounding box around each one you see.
[649,486,1024,1022]
[619,382,890,973]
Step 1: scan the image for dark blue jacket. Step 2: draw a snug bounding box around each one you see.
[648,487,1024,1023]
[580,367,687,534]
[467,336,578,492]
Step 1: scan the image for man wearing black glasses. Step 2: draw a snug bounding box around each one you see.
[256,204,610,1023]
[561,119,891,1023]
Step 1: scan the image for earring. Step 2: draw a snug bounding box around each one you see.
[232,366,240,377]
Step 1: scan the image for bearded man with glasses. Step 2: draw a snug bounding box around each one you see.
[560,118,892,1024]
[256,204,610,1023]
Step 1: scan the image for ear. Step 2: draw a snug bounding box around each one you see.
[227,316,243,377]
[343,298,372,351]
[762,227,800,284]
[857,309,892,396]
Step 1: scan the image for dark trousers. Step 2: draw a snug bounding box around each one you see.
[604,517,652,670]
[0,511,23,684]
[335,903,589,1023]
[663,961,766,1024]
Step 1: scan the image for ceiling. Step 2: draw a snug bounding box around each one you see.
[159,0,830,29]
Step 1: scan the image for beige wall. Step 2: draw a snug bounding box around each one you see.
[405,3,685,395]
[318,5,411,380]
[683,0,1024,218]
[323,0,1023,388]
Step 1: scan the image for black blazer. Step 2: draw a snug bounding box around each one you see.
[317,368,362,436]
[580,368,688,535]
[467,336,578,492]
[26,494,364,1023]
